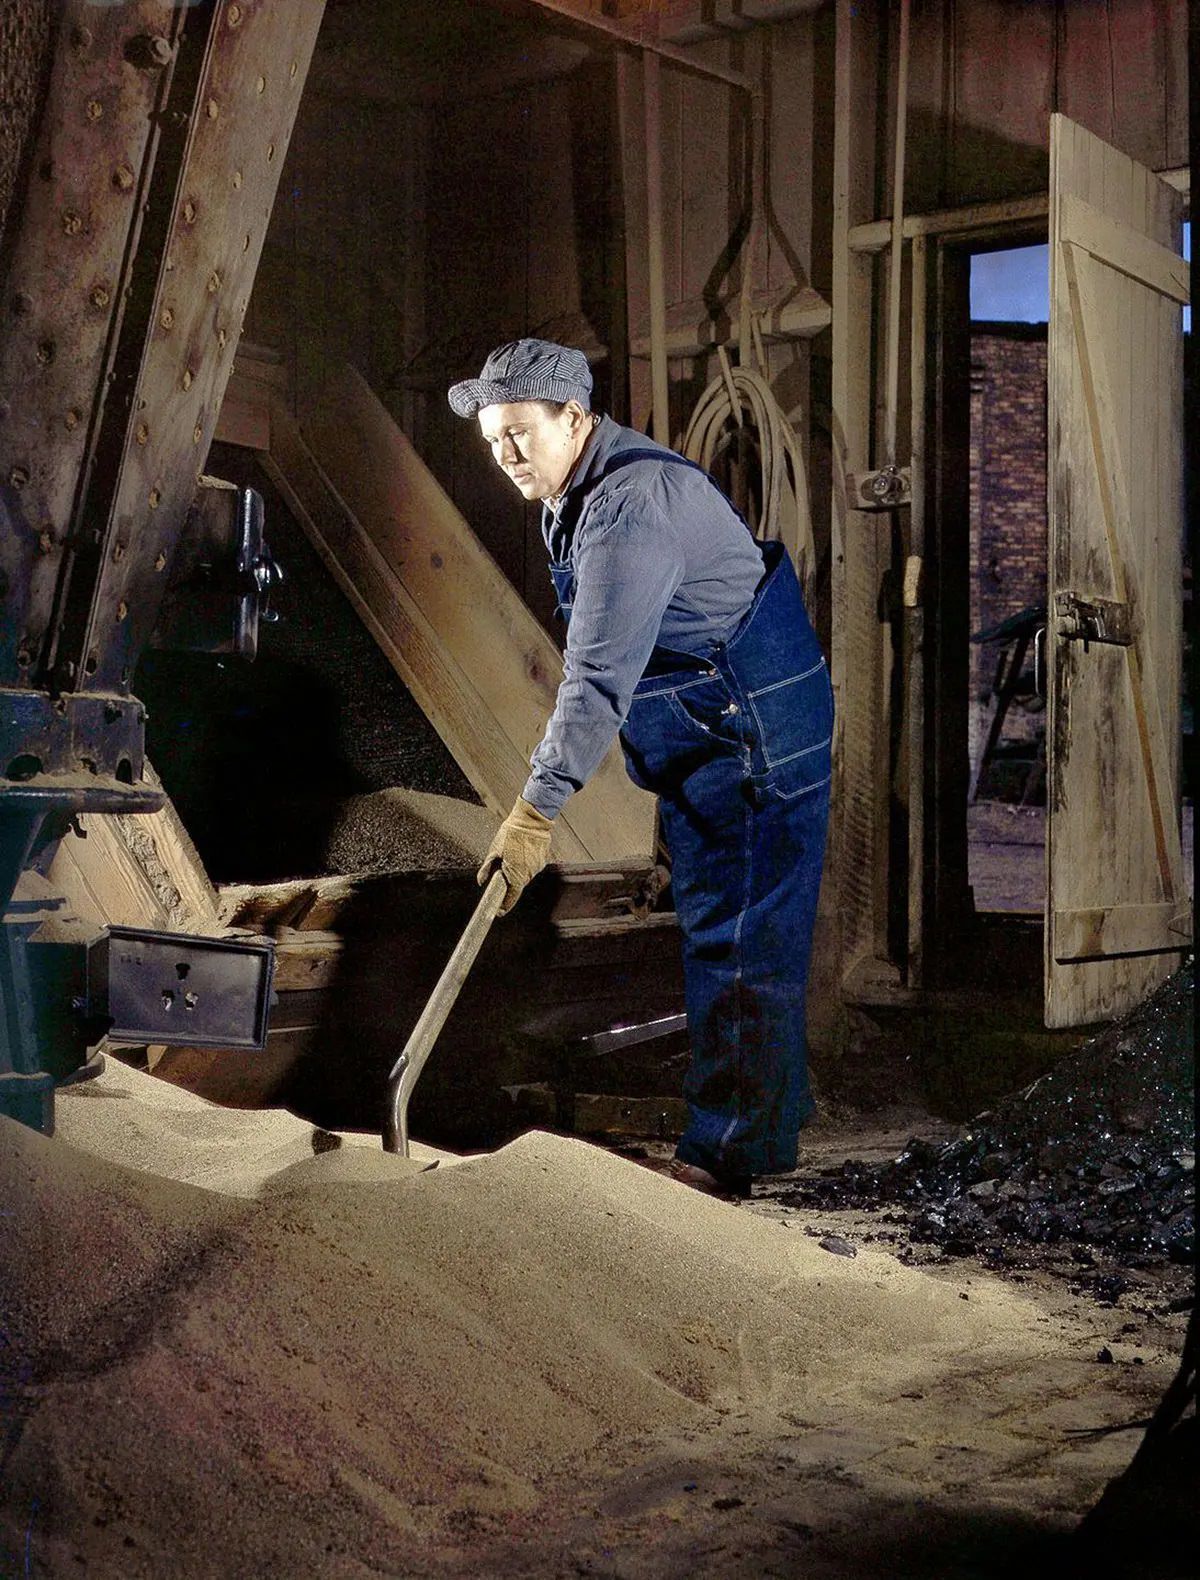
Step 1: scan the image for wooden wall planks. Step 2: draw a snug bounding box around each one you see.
[892,0,1187,214]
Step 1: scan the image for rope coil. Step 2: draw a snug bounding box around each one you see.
[681,337,816,611]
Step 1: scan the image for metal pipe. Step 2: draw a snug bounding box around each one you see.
[383,871,507,1157]
[643,50,671,447]
[883,0,911,468]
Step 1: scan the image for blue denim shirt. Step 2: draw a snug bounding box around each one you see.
[523,415,764,818]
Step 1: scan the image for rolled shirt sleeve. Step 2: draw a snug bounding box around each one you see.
[522,484,684,818]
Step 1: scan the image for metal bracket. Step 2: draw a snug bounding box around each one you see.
[1054,592,1133,647]
[88,926,276,1050]
[847,465,912,510]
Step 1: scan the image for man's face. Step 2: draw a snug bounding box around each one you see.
[478,400,585,502]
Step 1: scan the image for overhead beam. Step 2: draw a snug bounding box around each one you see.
[491,0,756,93]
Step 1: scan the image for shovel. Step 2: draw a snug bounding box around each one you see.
[382,870,508,1156]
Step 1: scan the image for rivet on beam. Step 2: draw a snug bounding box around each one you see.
[128,35,173,69]
[266,143,275,162]
[148,488,161,509]
[136,423,150,445]
[183,199,197,224]
[117,601,128,622]
[160,306,174,330]
[85,99,103,122]
[207,271,222,295]
[113,541,126,562]
[11,292,33,316]
[228,3,243,26]
[290,61,298,79]
[242,233,250,252]
[256,76,266,95]
[182,368,193,390]
[90,284,110,309]
[35,341,55,364]
[232,170,243,190]
[193,423,203,445]
[62,211,83,236]
[71,27,93,52]
[38,529,54,554]
[8,467,30,488]
[206,99,220,120]
[65,409,81,430]
[154,552,167,572]
[113,165,135,191]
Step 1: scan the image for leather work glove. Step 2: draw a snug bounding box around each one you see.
[478,797,554,914]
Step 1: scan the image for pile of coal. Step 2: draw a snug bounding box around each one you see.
[785,964,1194,1285]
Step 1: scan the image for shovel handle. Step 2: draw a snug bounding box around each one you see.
[383,870,508,1156]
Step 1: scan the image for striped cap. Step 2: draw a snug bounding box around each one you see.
[447,338,593,418]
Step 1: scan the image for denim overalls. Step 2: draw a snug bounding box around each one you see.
[551,457,832,1184]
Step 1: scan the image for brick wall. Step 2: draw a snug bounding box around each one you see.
[968,326,1048,773]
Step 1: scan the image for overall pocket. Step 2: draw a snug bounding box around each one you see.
[746,660,833,801]
[662,673,743,749]
[623,673,741,793]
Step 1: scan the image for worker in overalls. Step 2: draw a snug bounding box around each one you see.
[448,338,831,1196]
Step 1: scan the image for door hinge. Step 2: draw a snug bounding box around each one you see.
[1054,592,1133,646]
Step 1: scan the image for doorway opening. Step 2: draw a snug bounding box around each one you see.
[965,241,1049,916]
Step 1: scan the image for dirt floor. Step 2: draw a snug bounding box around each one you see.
[2,1067,1190,1579]
[967,801,1194,915]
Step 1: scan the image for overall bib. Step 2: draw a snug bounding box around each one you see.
[550,458,832,1183]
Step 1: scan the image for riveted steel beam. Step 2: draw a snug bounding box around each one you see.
[0,2,182,690]
[50,0,326,697]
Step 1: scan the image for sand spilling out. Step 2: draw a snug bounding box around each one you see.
[2,1066,1057,1578]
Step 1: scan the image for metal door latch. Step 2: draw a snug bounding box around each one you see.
[1054,592,1132,647]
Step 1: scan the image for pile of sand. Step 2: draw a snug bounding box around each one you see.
[1,1066,1048,1578]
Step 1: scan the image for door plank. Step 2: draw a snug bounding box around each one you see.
[1045,113,1188,1028]
[1060,240,1184,900]
[1060,194,1189,305]
[1053,902,1192,963]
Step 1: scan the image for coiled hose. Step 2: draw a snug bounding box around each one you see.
[681,345,815,611]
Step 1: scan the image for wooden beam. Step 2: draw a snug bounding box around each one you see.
[1061,194,1189,305]
[643,50,671,445]
[629,285,830,358]
[213,344,286,450]
[45,762,220,933]
[831,0,891,988]
[1053,902,1192,963]
[219,862,669,936]
[263,404,591,858]
[264,370,656,862]
[849,194,1050,254]
[505,0,756,92]
[848,162,1188,255]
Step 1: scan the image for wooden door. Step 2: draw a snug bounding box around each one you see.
[1045,114,1191,1027]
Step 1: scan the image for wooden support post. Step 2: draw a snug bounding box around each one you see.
[906,233,927,987]
[882,0,910,469]
[643,49,671,446]
[831,0,891,996]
